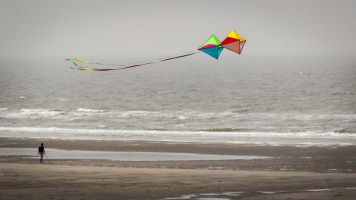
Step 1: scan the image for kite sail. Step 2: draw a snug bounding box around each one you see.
[66,29,246,71]
[221,30,246,54]
[197,35,224,59]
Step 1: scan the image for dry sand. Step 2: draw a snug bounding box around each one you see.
[1,138,356,200]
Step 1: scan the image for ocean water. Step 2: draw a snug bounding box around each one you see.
[0,55,355,145]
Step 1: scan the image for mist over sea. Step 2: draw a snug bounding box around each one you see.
[0,55,355,145]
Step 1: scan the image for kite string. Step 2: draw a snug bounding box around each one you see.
[66,51,199,71]
[114,51,199,71]
[102,50,199,67]
[67,50,200,71]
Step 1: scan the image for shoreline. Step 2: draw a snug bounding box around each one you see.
[1,126,355,146]
[2,137,356,156]
[1,138,356,199]
[1,137,356,173]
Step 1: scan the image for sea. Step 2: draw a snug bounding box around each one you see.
[0,55,355,145]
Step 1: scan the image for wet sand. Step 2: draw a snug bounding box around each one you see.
[1,138,356,199]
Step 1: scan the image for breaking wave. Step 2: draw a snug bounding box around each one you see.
[0,108,355,135]
[0,108,64,119]
[76,108,105,113]
[0,126,355,146]
[1,108,356,120]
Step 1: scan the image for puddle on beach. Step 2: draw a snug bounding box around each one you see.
[164,192,243,200]
[164,187,356,200]
[0,148,270,162]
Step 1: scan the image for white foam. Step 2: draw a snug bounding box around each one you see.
[20,108,62,116]
[77,108,105,113]
[1,109,356,137]
[0,126,355,146]
[2,108,356,122]
[54,98,68,101]
[0,108,63,119]
[0,126,355,139]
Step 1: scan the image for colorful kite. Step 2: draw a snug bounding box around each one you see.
[66,29,246,71]
[221,30,246,54]
[197,35,224,59]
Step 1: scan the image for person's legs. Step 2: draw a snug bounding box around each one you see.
[40,153,43,163]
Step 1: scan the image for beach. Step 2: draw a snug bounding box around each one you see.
[1,0,356,199]
[1,138,356,200]
[1,57,355,200]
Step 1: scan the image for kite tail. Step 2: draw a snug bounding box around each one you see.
[66,51,199,72]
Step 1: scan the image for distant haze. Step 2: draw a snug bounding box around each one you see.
[0,0,355,59]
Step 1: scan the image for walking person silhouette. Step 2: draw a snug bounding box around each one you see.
[38,143,45,163]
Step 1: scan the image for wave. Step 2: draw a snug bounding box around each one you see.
[0,108,64,119]
[54,98,68,101]
[76,108,105,113]
[0,108,9,111]
[0,126,355,146]
[0,108,355,136]
[200,128,251,132]
[1,108,356,121]
[20,108,63,115]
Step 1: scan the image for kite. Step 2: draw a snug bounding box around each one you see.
[197,35,224,59]
[66,29,246,71]
[221,30,246,54]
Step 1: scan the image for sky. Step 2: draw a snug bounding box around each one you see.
[0,0,355,59]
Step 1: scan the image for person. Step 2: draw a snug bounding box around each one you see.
[38,143,45,163]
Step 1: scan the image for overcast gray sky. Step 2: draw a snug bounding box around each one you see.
[0,0,355,59]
